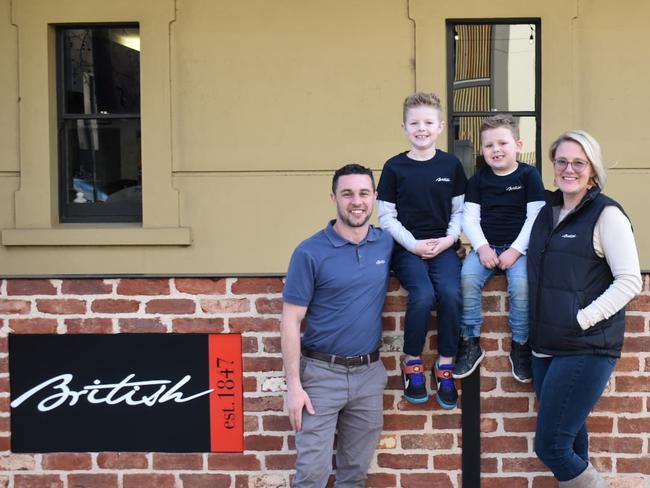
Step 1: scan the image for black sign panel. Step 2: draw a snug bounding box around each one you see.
[9,334,243,453]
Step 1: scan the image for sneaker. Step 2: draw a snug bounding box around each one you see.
[434,361,458,409]
[509,340,532,383]
[453,336,485,379]
[401,359,429,404]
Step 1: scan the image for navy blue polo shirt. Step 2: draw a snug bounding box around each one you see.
[283,221,393,356]
[466,162,545,246]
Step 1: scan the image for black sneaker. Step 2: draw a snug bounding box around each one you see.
[401,359,429,404]
[434,362,458,409]
[510,340,532,383]
[453,336,485,379]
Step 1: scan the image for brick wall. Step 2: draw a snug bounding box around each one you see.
[0,275,648,488]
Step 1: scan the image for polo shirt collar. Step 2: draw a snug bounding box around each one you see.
[324,220,379,247]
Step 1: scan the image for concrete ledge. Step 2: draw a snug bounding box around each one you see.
[1,227,192,246]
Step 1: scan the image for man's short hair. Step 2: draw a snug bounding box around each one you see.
[403,92,442,122]
[480,114,520,140]
[332,164,375,193]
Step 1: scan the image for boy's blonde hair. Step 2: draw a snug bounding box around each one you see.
[549,130,607,189]
[403,92,442,122]
[480,114,520,141]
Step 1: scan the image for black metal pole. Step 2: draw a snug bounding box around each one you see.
[461,367,481,488]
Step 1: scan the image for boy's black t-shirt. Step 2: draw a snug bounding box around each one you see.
[377,150,467,240]
[465,162,546,246]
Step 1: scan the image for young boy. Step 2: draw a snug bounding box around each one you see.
[455,114,545,382]
[377,92,466,408]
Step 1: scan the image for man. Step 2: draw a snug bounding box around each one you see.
[281,163,393,487]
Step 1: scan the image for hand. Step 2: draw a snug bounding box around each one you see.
[414,239,436,258]
[286,384,315,431]
[477,245,499,269]
[498,248,522,270]
[427,236,455,258]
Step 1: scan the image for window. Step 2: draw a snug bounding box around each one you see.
[57,25,142,223]
[447,20,541,177]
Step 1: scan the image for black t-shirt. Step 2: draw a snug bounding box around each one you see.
[377,151,467,240]
[465,162,545,245]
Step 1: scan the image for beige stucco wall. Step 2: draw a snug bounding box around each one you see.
[0,0,648,275]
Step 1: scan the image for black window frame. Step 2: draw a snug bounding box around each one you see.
[56,23,142,223]
[446,18,542,175]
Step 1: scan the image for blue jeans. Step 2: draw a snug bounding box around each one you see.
[392,246,462,358]
[461,247,528,343]
[532,354,616,481]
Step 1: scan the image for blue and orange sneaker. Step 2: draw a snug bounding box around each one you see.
[401,359,428,404]
[434,361,458,409]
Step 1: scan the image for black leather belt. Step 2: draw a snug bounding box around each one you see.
[302,348,380,366]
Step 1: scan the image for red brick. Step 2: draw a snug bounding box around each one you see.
[593,396,642,413]
[480,418,498,433]
[0,436,9,451]
[255,297,282,314]
[481,397,530,413]
[262,336,281,353]
[241,336,258,353]
[377,453,428,469]
[262,415,292,431]
[232,278,284,295]
[68,474,118,488]
[145,299,196,314]
[480,376,498,392]
[36,299,86,314]
[235,475,249,488]
[482,295,503,312]
[616,375,650,392]
[586,415,614,433]
[401,473,453,488]
[174,278,227,295]
[152,453,203,470]
[179,474,231,488]
[244,435,284,451]
[0,416,10,431]
[382,295,407,313]
[627,294,650,311]
[0,337,6,353]
[615,356,641,372]
[118,318,166,333]
[243,357,283,372]
[482,315,509,332]
[482,355,511,373]
[590,436,643,453]
[65,318,113,334]
[502,456,547,472]
[123,474,175,488]
[531,476,558,488]
[481,457,498,473]
[172,318,224,333]
[91,299,140,313]
[618,416,650,433]
[388,277,401,291]
[503,417,536,432]
[264,453,296,470]
[624,314,645,333]
[43,453,91,470]
[617,457,650,474]
[14,475,63,488]
[481,436,529,453]
[201,298,250,313]
[591,456,613,471]
[0,299,31,314]
[9,318,58,334]
[401,433,454,449]
[0,397,8,413]
[623,336,650,353]
[483,275,507,291]
[244,415,259,432]
[96,452,148,469]
[383,414,427,430]
[431,413,461,430]
[229,317,280,333]
[7,280,56,295]
[433,453,461,470]
[117,279,170,296]
[366,473,397,487]
[207,453,261,470]
[243,376,258,392]
[482,337,500,351]
[500,376,535,393]
[244,395,284,412]
[382,316,397,331]
[481,477,528,488]
[62,280,112,295]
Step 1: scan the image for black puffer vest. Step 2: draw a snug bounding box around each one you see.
[527,187,627,357]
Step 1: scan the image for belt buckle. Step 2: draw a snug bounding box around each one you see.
[346,354,366,366]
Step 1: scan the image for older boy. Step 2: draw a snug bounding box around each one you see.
[281,164,392,487]
[456,114,545,382]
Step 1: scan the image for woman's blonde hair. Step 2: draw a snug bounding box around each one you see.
[549,130,607,189]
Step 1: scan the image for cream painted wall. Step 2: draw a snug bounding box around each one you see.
[0,0,649,275]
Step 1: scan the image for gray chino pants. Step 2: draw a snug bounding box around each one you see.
[294,356,387,488]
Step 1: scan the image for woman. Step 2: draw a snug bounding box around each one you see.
[527,130,642,487]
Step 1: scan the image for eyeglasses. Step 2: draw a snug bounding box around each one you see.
[552,158,590,173]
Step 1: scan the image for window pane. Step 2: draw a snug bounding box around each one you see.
[62,118,141,210]
[62,27,140,114]
[452,24,535,113]
[451,115,537,178]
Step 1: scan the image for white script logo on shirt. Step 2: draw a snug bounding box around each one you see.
[561,234,577,239]
[435,177,451,183]
[375,259,386,265]
[506,185,523,191]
